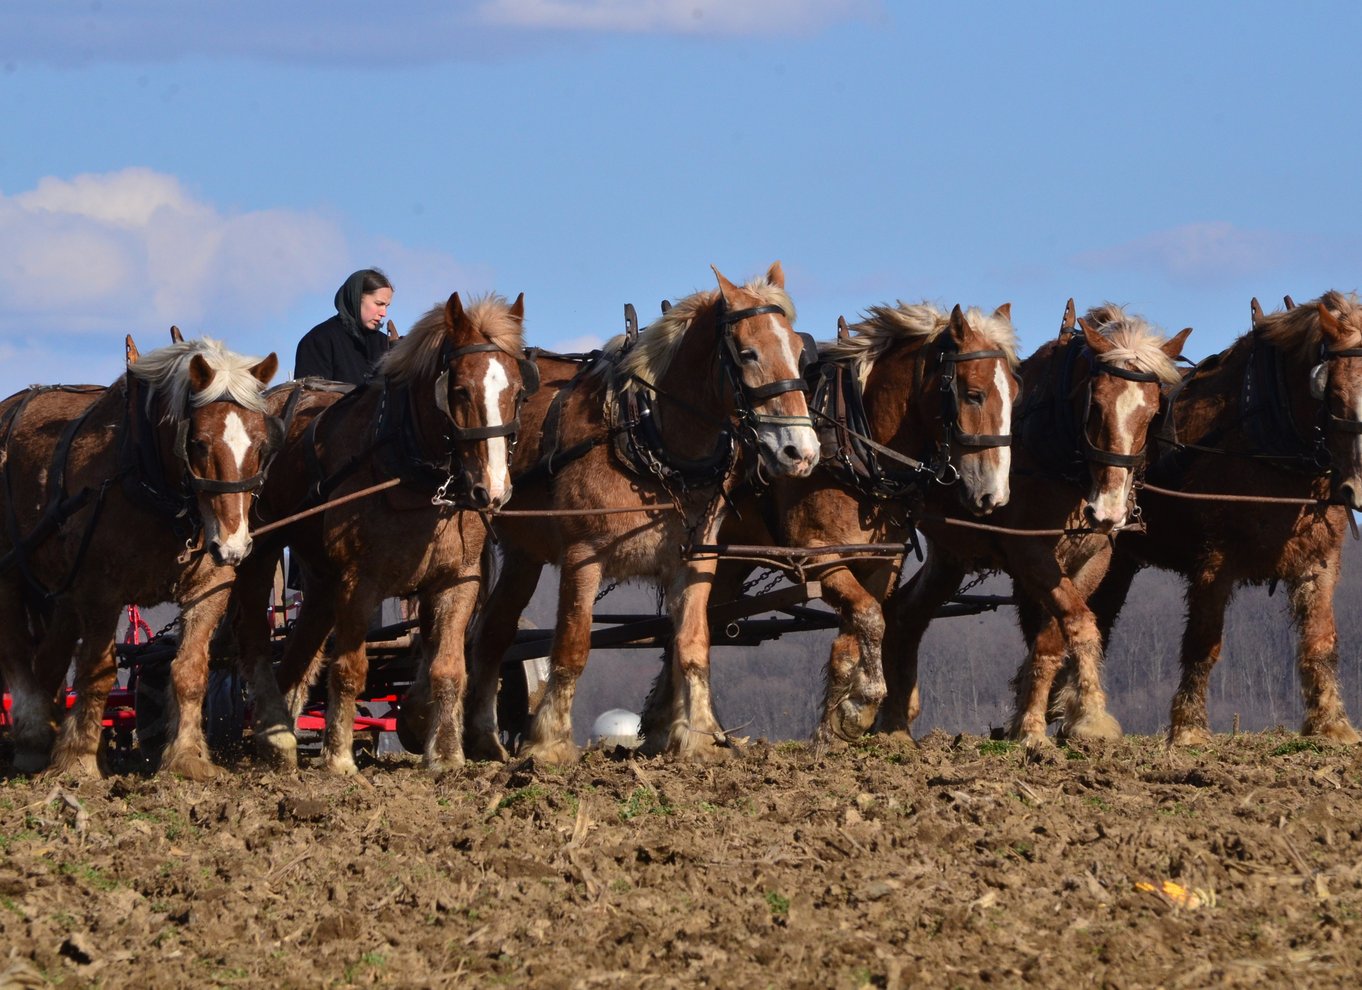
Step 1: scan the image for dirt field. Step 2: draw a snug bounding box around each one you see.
[2,731,1362,989]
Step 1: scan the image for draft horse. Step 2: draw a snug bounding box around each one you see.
[463,262,820,763]
[239,292,536,773]
[0,337,279,777]
[878,302,1190,745]
[642,300,1020,749]
[1082,291,1362,744]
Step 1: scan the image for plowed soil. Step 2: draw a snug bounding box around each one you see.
[3,732,1362,988]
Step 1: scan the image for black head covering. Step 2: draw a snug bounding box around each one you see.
[333,269,383,343]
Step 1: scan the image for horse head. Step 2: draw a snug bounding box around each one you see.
[1072,305,1190,531]
[1313,296,1362,510]
[427,291,534,511]
[130,339,280,566]
[936,303,1018,515]
[711,262,819,479]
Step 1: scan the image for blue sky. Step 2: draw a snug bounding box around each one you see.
[2,0,1359,396]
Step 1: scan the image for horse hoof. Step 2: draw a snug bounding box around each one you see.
[423,751,467,774]
[518,739,581,766]
[1169,725,1213,747]
[252,723,299,769]
[667,730,736,762]
[1305,720,1362,745]
[828,698,879,741]
[1064,711,1123,741]
[463,733,510,763]
[162,753,220,781]
[1019,731,1054,750]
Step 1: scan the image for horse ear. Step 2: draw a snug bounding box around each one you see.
[1079,319,1114,354]
[711,265,739,305]
[188,353,214,393]
[1058,298,1076,339]
[125,334,140,367]
[1162,327,1194,361]
[1318,302,1344,345]
[250,353,280,385]
[169,325,184,344]
[765,260,785,290]
[508,292,525,323]
[992,302,1012,322]
[948,304,968,345]
[387,320,399,342]
[445,292,465,326]
[1284,294,1296,309]
[1250,297,1264,326]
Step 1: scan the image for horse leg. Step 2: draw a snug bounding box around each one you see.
[48,607,120,778]
[876,552,966,736]
[1289,555,1360,743]
[1006,593,1067,748]
[520,554,602,765]
[463,550,544,762]
[319,581,381,775]
[3,601,75,774]
[1015,561,1121,743]
[418,573,482,772]
[276,571,339,720]
[814,564,886,746]
[233,552,298,768]
[160,585,232,780]
[639,561,746,756]
[1169,569,1234,746]
[665,554,730,760]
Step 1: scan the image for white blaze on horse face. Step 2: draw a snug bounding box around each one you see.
[749,314,819,477]
[204,409,253,564]
[481,360,512,505]
[222,409,251,471]
[959,362,1013,512]
[1087,380,1151,527]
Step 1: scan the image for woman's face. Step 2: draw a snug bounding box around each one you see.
[358,287,393,330]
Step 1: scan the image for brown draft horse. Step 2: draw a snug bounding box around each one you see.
[463,263,819,764]
[641,301,1021,749]
[1079,291,1362,745]
[237,292,535,773]
[877,303,1190,745]
[0,337,279,777]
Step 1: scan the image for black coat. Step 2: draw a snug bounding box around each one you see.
[294,315,389,385]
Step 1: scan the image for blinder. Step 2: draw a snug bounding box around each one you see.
[1314,344,1362,435]
[1078,350,1162,470]
[715,301,815,430]
[173,412,282,495]
[936,342,1013,450]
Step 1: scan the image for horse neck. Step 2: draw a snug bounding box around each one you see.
[1174,333,1266,443]
[650,315,731,461]
[862,337,935,455]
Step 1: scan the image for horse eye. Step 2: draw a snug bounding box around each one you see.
[739,348,758,364]
[189,438,210,455]
[964,390,985,405]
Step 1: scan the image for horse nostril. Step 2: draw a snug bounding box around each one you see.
[1084,504,1099,524]
[470,486,492,509]
[782,444,802,463]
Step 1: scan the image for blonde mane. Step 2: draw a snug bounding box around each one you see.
[129,337,270,421]
[824,301,1021,384]
[379,294,527,385]
[610,277,797,389]
[1082,304,1184,385]
[1253,290,1362,363]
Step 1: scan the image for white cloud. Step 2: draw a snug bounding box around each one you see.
[1073,221,1286,285]
[1,1,881,66]
[475,0,881,35]
[0,168,348,340]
